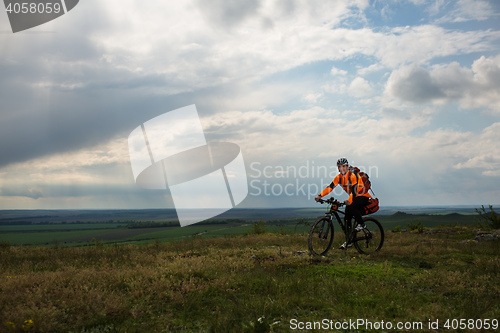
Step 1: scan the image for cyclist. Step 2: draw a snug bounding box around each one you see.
[315,158,371,249]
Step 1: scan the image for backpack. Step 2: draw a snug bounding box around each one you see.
[348,166,379,215]
[348,166,371,195]
[363,198,380,215]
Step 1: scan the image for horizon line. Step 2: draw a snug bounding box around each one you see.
[0,204,496,211]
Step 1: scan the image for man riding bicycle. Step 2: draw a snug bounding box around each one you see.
[315,158,371,249]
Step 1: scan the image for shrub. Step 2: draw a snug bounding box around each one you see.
[392,225,402,233]
[475,205,500,229]
[407,221,425,233]
[252,220,267,235]
[0,241,10,252]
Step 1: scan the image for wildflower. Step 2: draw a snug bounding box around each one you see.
[22,319,34,329]
[5,321,15,328]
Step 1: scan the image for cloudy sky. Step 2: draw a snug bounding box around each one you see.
[0,0,499,210]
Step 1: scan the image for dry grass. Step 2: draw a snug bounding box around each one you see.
[1,227,499,332]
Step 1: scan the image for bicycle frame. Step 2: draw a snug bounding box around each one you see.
[323,203,351,240]
[321,199,372,245]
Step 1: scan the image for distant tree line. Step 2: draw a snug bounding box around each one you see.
[126,221,178,229]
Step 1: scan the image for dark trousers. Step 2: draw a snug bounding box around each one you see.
[345,196,369,226]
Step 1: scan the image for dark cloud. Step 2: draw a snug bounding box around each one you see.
[277,0,296,16]
[387,65,445,103]
[381,108,412,120]
[387,57,500,110]
[0,186,43,199]
[196,0,262,29]
[0,94,187,168]
[0,182,176,208]
[0,58,261,168]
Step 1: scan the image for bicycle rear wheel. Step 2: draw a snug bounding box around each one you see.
[308,217,334,256]
[353,217,384,255]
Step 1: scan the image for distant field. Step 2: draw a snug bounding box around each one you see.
[0,223,125,232]
[0,222,315,246]
[375,212,476,231]
[0,208,479,247]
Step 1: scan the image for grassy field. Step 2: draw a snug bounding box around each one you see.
[0,222,309,247]
[1,224,499,332]
[0,211,478,247]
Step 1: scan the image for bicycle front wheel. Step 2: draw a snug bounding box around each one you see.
[308,217,334,256]
[353,217,384,255]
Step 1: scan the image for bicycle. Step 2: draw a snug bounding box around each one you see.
[308,197,384,255]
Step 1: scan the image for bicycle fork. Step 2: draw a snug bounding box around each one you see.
[318,219,331,240]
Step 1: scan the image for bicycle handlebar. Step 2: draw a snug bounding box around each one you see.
[317,197,344,207]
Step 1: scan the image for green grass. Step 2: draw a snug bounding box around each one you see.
[0,220,314,246]
[0,225,499,332]
[375,212,475,231]
[0,212,477,247]
[122,224,313,246]
[125,225,251,242]
[0,223,125,232]
[0,229,121,246]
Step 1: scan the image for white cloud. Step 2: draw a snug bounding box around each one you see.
[170,107,497,198]
[454,122,500,175]
[437,0,495,23]
[322,82,348,95]
[0,137,130,189]
[330,66,348,76]
[408,0,427,5]
[2,103,498,207]
[203,107,344,162]
[84,0,371,90]
[202,106,434,165]
[357,63,384,75]
[385,54,500,112]
[348,77,373,97]
[303,92,323,103]
[375,25,500,68]
[5,1,494,96]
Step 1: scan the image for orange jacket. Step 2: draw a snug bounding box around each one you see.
[319,171,371,203]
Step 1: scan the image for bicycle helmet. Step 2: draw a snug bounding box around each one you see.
[336,157,349,166]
